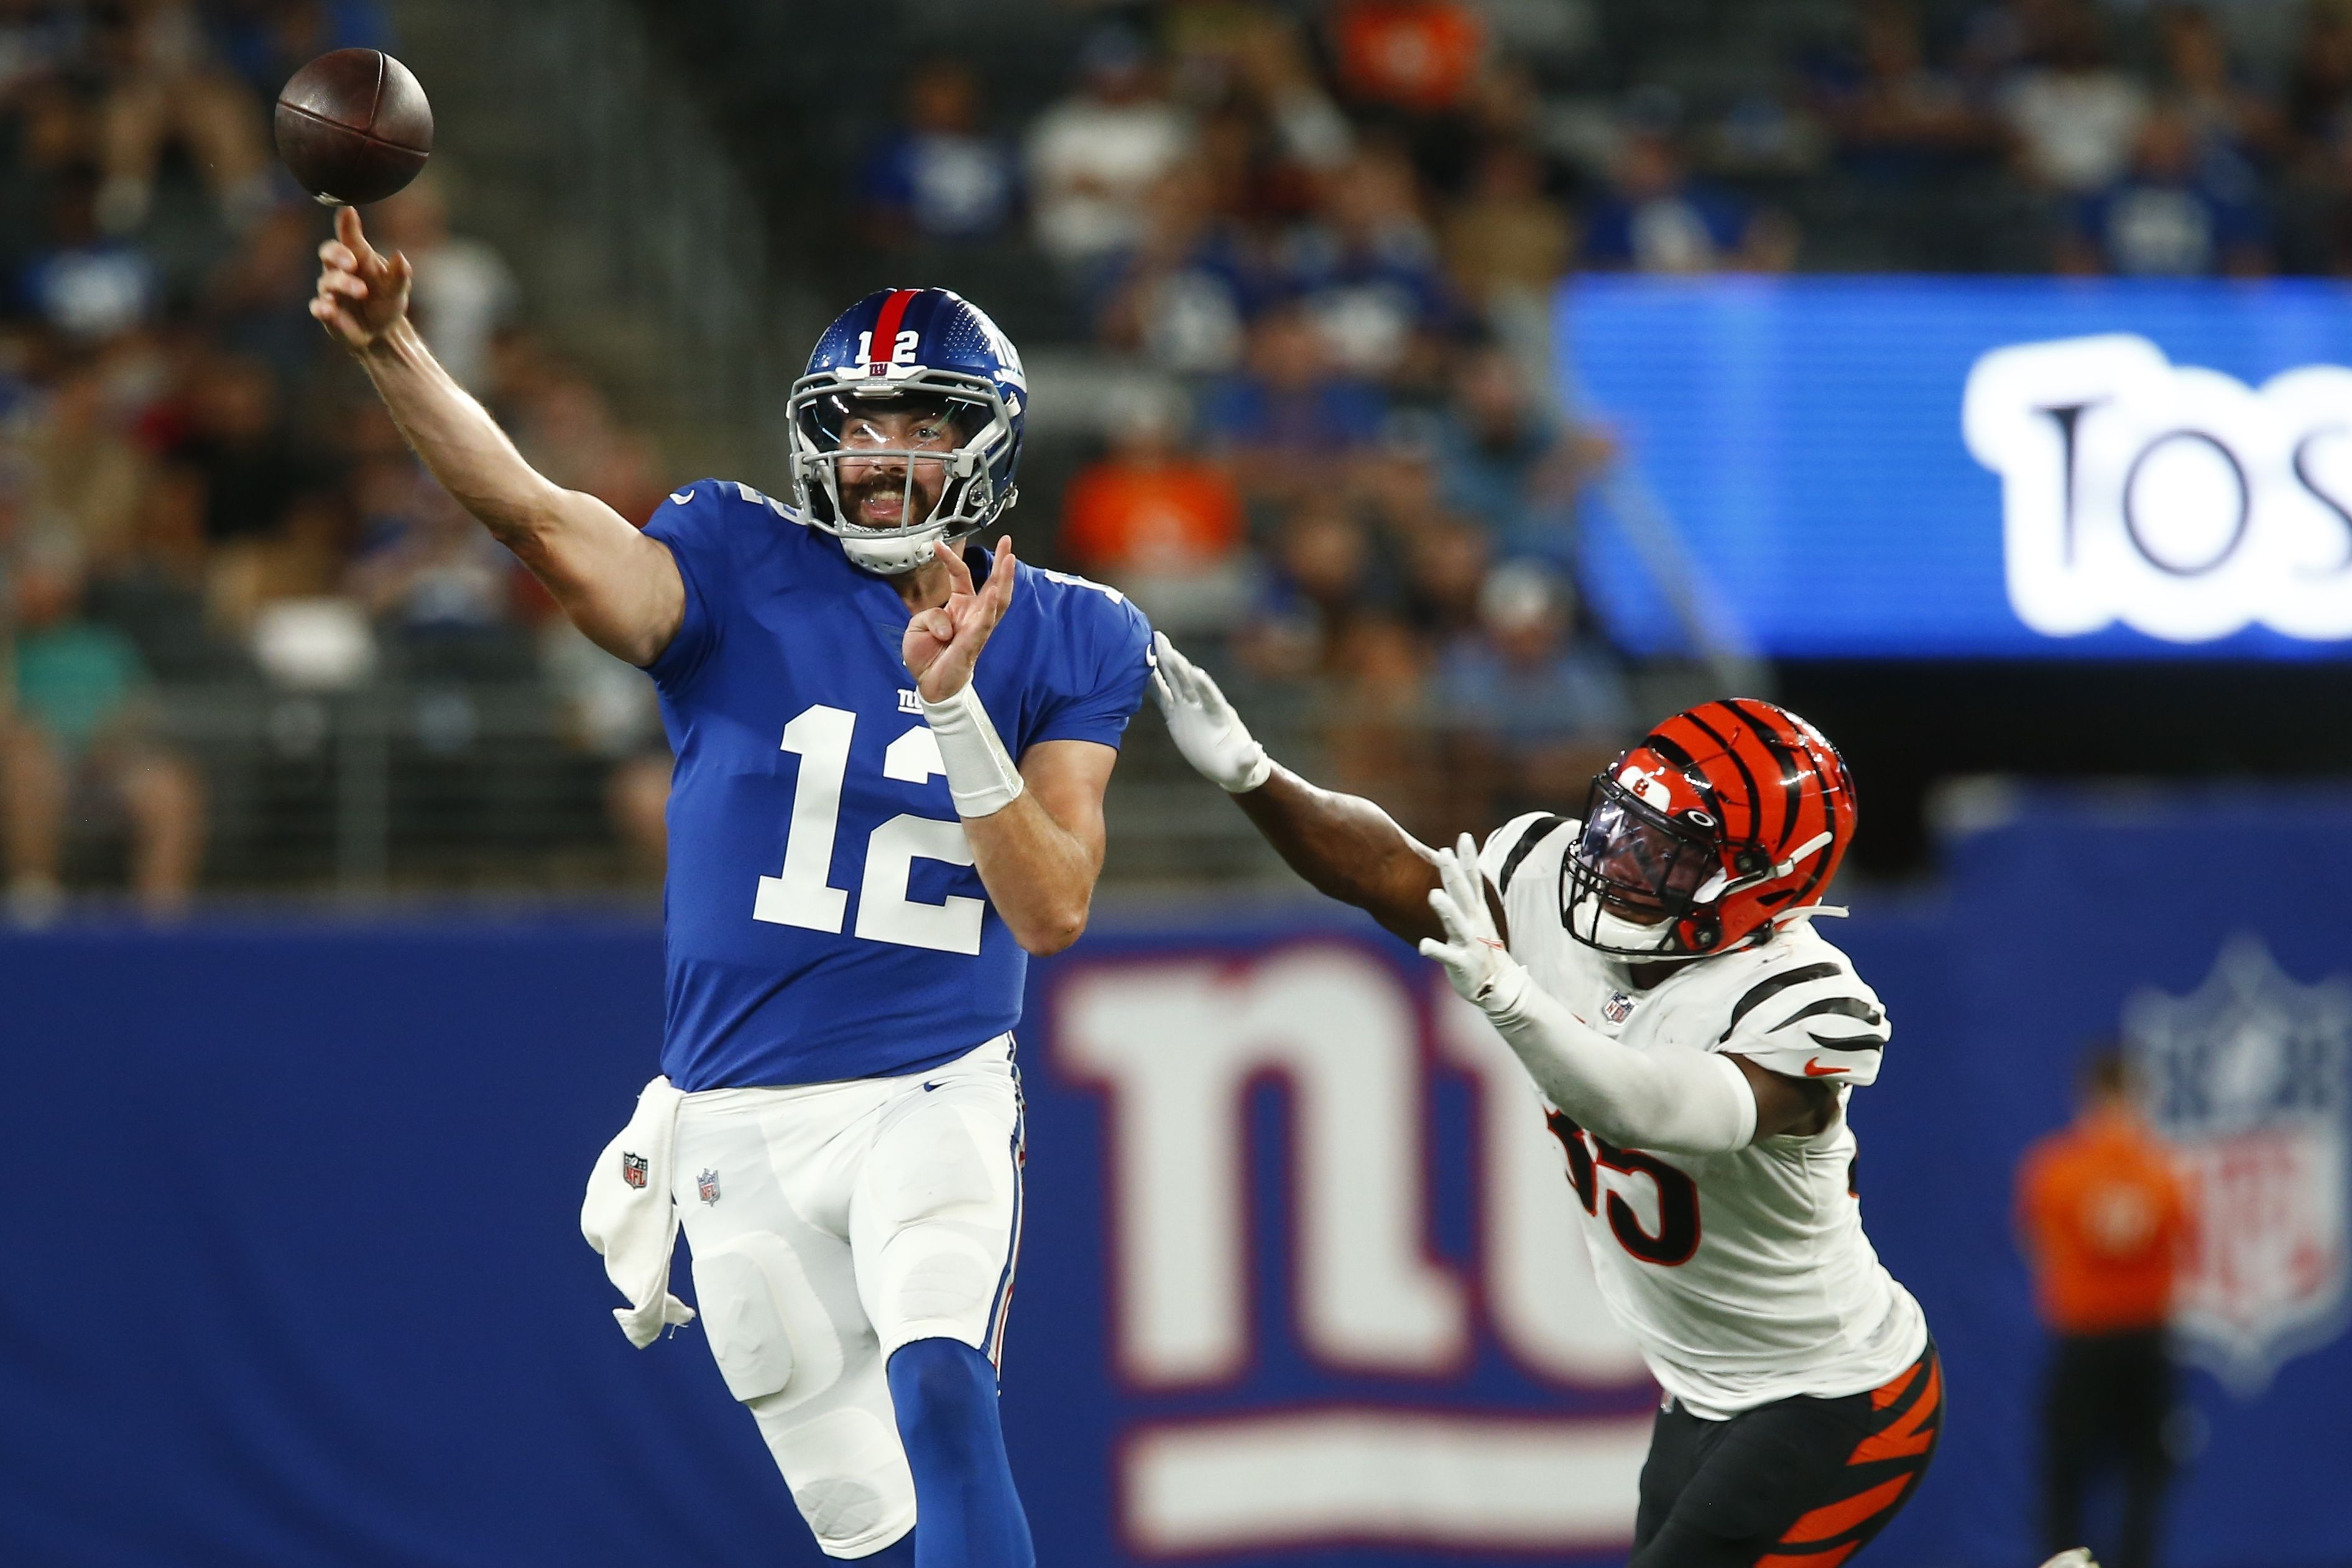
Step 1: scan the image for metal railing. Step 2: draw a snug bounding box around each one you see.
[53,670,1705,902]
[137,681,640,897]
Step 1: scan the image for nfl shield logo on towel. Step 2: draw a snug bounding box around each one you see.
[698,1168,721,1205]
[620,1151,649,1191]
[2126,935,2352,1395]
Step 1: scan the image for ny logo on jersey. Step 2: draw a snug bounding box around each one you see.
[1054,943,1654,1557]
[897,689,923,714]
[2126,934,2352,1395]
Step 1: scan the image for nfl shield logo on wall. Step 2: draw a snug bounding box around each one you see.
[619,1151,650,1191]
[2125,935,2352,1395]
[697,1168,721,1205]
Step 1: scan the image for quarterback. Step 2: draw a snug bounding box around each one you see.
[313,207,1150,1566]
[1155,640,1938,1567]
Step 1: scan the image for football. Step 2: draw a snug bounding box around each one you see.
[274,48,433,206]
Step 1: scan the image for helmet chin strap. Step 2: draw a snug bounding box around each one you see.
[1569,888,1696,962]
[841,522,952,575]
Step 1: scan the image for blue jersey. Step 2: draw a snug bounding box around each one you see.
[643,481,1153,1091]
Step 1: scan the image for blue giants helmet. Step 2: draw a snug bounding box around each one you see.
[786,287,1027,574]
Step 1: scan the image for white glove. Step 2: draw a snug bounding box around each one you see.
[1423,831,1756,1155]
[1150,632,1272,793]
[1419,834,1531,1013]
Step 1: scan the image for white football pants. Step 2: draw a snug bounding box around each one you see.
[671,1034,1025,1559]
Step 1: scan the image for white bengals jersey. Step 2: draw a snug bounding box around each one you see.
[1477,812,1929,1419]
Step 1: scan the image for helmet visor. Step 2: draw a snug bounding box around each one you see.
[1570,784,1717,920]
[796,391,984,534]
[786,369,1013,546]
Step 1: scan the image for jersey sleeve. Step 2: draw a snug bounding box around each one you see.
[640,481,733,691]
[1024,571,1155,751]
[1478,812,1574,895]
[1717,955,1890,1087]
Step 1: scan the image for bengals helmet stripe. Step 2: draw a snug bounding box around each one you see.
[1563,698,1859,960]
[1677,707,1766,835]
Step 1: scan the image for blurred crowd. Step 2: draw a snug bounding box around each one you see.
[0,0,673,914]
[20,0,2352,905]
[851,0,2352,834]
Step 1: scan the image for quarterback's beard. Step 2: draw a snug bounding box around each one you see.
[1567,885,1685,958]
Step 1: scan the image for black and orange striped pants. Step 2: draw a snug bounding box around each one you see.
[1630,1339,1944,1567]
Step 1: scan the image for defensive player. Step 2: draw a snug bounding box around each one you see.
[1154,640,1938,1567]
[313,206,1151,1566]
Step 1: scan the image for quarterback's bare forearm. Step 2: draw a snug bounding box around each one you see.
[355,321,683,666]
[315,209,681,666]
[1234,766,1449,945]
[964,739,1114,955]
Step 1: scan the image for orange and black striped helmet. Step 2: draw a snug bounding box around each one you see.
[1564,698,1856,959]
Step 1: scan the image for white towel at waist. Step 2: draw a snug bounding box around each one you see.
[580,1075,696,1348]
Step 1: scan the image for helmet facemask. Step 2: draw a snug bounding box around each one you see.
[786,371,1017,575]
[1562,773,1748,961]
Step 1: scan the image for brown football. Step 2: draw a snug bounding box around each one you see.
[274,48,433,206]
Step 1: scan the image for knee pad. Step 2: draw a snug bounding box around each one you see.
[691,1232,846,1406]
[747,1400,916,1559]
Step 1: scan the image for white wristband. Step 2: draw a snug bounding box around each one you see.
[1227,747,1273,794]
[920,683,1025,819]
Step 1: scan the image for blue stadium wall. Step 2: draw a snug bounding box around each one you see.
[3,794,2348,1567]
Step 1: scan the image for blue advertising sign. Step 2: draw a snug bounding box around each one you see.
[1559,277,2352,658]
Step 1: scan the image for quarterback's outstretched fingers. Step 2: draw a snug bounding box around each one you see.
[336,205,377,268]
[979,535,1017,618]
[934,540,976,599]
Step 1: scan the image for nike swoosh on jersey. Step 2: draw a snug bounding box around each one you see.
[670,487,696,505]
[1803,1058,1851,1076]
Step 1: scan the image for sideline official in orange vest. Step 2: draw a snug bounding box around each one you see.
[2016,1044,2196,1568]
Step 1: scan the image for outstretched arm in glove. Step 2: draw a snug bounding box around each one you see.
[1151,632,1455,945]
[1420,834,1759,1155]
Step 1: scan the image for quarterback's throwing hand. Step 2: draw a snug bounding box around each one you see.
[310,205,412,354]
[906,537,1017,701]
[1150,632,1271,793]
[1421,834,1528,1013]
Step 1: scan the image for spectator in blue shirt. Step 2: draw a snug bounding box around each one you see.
[1431,560,1633,821]
[1583,129,1795,273]
[1197,303,1389,502]
[855,61,1019,245]
[2062,101,2268,277]
[1276,146,1460,383]
[1431,343,1605,561]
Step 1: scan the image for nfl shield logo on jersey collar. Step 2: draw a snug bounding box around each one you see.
[2126,934,2352,1396]
[1602,990,1639,1025]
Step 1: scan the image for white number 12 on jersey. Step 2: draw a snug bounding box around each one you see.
[752,703,985,955]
